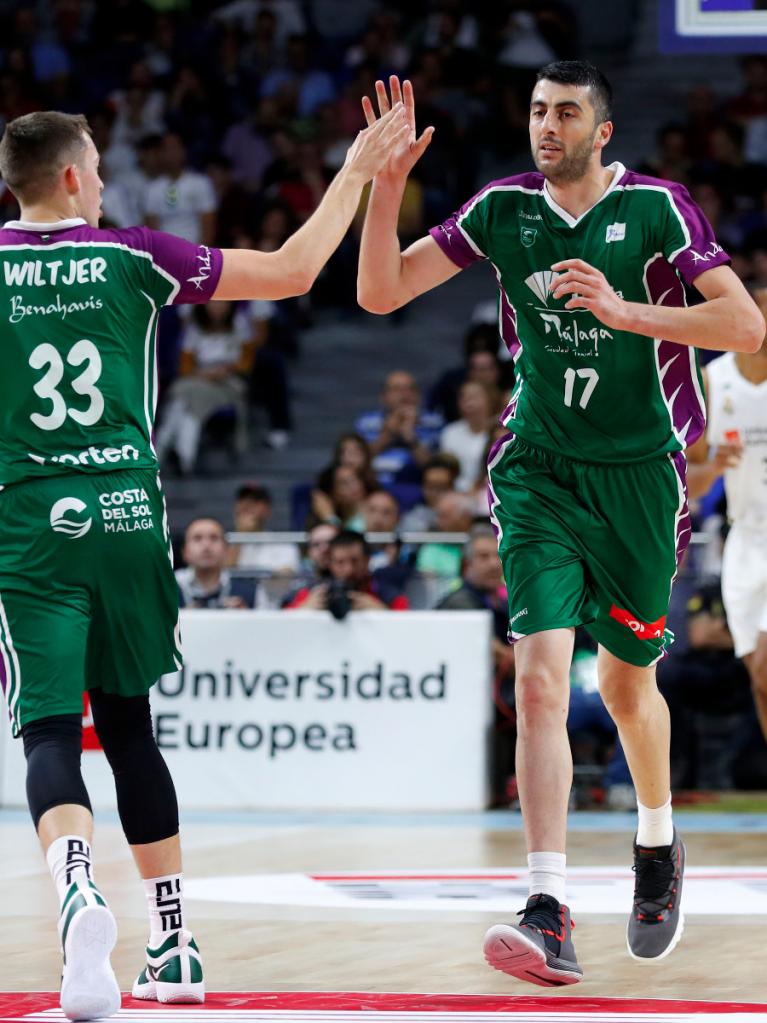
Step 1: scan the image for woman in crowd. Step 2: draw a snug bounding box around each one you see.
[309,463,371,532]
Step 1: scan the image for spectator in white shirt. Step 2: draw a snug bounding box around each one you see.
[155,302,255,474]
[440,381,493,492]
[145,132,217,245]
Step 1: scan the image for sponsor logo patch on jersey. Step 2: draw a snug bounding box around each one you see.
[30,443,140,468]
[50,496,92,539]
[187,245,213,290]
[605,222,626,243]
[690,242,724,263]
[609,604,666,639]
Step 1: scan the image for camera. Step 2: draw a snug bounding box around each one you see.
[326,578,352,620]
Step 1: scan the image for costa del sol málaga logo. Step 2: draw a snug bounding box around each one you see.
[50,497,92,539]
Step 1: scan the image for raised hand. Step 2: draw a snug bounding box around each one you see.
[343,101,410,184]
[361,76,434,182]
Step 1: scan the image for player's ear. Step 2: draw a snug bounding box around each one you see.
[62,162,81,196]
[594,120,613,151]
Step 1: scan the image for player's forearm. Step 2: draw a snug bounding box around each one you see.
[686,460,720,499]
[277,165,367,293]
[618,296,764,353]
[357,174,408,314]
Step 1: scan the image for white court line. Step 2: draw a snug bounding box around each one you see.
[183,867,767,916]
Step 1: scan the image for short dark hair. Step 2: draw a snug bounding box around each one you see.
[535,60,612,126]
[465,522,497,560]
[0,111,90,204]
[184,516,226,541]
[236,482,272,504]
[330,529,369,557]
[366,487,399,508]
[424,453,461,483]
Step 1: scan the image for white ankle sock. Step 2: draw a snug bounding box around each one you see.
[46,835,93,906]
[527,851,566,904]
[636,795,673,847]
[143,873,185,947]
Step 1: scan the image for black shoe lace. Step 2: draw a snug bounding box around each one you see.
[516,893,561,933]
[633,852,676,916]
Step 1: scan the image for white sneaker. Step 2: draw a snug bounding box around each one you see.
[132,928,204,1004]
[59,880,120,1021]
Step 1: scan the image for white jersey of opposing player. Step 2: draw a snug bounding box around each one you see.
[706,351,767,530]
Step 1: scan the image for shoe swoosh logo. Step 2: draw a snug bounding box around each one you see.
[147,963,173,981]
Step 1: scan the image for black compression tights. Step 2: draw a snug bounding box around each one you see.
[22,691,179,844]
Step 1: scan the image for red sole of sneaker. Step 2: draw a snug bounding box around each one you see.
[483,925,582,987]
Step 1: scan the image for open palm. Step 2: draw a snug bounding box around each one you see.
[362,76,434,181]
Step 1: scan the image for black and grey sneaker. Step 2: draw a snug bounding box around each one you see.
[627,827,685,962]
[483,893,583,987]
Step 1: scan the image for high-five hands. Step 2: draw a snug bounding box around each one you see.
[361,76,435,181]
[343,101,410,184]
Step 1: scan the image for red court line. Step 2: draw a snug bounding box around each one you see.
[2,992,767,1015]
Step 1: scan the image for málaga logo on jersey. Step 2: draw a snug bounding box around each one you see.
[50,497,92,539]
[524,270,613,356]
[525,270,556,305]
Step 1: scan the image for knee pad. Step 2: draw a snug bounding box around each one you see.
[22,714,91,829]
[89,689,179,845]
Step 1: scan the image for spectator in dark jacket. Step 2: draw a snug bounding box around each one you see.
[176,517,258,608]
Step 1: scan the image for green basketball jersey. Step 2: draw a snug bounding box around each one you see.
[431,161,729,462]
[0,218,222,487]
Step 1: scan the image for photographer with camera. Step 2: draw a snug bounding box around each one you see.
[284,530,409,617]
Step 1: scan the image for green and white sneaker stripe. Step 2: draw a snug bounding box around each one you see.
[58,879,120,1022]
[132,929,204,1004]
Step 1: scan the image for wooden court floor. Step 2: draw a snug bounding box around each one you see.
[0,811,763,1003]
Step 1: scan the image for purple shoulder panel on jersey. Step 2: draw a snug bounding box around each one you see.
[429,172,544,269]
[622,171,730,286]
[118,226,223,303]
[0,223,223,303]
[645,254,706,450]
[665,180,730,285]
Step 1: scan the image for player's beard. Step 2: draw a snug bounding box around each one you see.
[533,131,597,184]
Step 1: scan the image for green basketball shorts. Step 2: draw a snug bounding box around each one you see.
[0,468,182,736]
[488,436,690,667]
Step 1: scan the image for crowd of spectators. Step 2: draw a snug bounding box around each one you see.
[6,1,767,798]
[0,0,575,466]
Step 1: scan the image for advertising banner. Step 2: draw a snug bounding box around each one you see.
[0,610,493,811]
